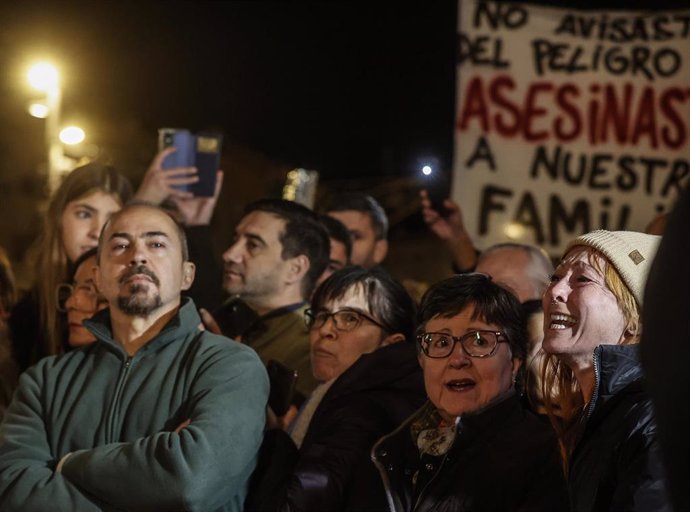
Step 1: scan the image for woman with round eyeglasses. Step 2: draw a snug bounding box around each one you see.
[56,248,108,348]
[370,273,568,512]
[245,267,425,511]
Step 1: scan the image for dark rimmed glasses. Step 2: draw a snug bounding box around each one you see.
[304,308,384,332]
[56,282,107,313]
[417,330,507,358]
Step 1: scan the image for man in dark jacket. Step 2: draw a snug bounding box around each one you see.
[213,199,330,401]
[0,203,269,512]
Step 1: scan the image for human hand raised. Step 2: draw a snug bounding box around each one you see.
[135,147,199,205]
[170,171,224,226]
[420,190,478,271]
[420,189,467,241]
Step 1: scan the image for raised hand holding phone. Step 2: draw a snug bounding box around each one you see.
[135,147,199,204]
[171,170,224,226]
[420,190,479,271]
[159,128,223,198]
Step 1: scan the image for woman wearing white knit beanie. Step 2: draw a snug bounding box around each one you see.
[540,230,671,512]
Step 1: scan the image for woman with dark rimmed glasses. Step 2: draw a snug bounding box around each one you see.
[245,266,425,511]
[370,273,568,512]
[55,248,108,348]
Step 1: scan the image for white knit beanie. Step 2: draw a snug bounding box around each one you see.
[565,230,661,307]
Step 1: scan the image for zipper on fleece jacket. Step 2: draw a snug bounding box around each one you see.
[105,356,134,442]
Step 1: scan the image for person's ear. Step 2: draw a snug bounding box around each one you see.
[511,358,523,382]
[380,332,405,347]
[286,255,310,285]
[373,239,388,266]
[181,262,196,290]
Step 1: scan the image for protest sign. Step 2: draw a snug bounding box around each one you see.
[452,0,690,253]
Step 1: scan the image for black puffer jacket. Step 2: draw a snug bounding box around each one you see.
[246,341,426,511]
[568,344,671,512]
[372,392,568,512]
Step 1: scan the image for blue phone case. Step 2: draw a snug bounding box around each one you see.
[158,129,222,197]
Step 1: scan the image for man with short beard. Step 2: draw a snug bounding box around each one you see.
[0,203,268,512]
[209,199,329,402]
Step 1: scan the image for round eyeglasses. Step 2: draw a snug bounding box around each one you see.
[304,308,384,332]
[56,282,107,313]
[417,330,507,358]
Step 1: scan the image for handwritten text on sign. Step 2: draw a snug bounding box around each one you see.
[451,0,690,254]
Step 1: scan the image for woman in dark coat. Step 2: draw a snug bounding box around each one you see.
[246,267,426,511]
[371,273,568,512]
[541,230,671,512]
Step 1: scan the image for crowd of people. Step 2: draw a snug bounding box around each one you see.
[0,148,685,512]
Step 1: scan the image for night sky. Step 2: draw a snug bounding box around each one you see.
[0,1,457,180]
[1,0,684,179]
[0,0,685,274]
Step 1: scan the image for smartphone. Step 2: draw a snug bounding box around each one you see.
[266,360,298,417]
[425,180,453,218]
[158,128,223,197]
[211,298,259,339]
[193,132,223,197]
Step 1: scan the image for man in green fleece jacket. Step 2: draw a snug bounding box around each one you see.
[0,203,269,512]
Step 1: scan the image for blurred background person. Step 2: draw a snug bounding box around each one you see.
[370,273,567,511]
[247,267,424,511]
[541,230,670,512]
[56,248,107,348]
[9,163,132,371]
[0,247,18,421]
[315,214,352,289]
[641,187,689,512]
[324,193,388,269]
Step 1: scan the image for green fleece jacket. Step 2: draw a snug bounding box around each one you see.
[0,298,269,512]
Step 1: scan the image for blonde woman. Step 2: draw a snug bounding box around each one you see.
[541,230,670,512]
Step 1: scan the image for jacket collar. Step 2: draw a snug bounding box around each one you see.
[587,343,643,419]
[258,301,308,322]
[84,297,201,358]
[398,389,522,449]
[242,301,308,342]
[326,341,422,400]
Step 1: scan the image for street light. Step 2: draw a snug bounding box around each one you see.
[27,61,63,192]
[28,102,49,119]
[59,126,85,145]
[27,62,59,92]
